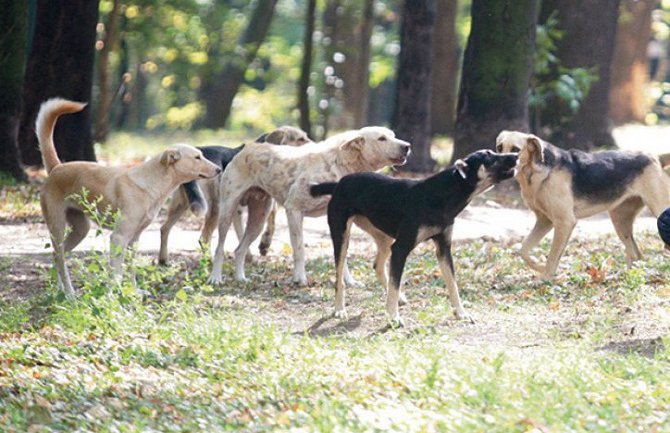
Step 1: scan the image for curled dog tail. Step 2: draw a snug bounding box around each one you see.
[35,98,87,173]
[658,153,670,169]
[310,182,338,197]
[183,181,208,216]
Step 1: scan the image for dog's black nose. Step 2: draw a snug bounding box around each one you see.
[216,167,222,175]
[401,143,411,155]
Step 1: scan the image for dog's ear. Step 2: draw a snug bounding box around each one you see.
[526,136,544,163]
[264,129,287,145]
[454,159,468,179]
[341,136,365,151]
[161,149,182,165]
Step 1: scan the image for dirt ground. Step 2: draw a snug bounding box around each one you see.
[1,124,669,353]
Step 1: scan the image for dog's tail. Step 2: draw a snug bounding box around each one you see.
[658,153,670,169]
[35,98,87,173]
[310,182,338,197]
[182,181,208,216]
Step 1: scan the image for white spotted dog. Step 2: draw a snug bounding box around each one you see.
[311,150,518,325]
[37,98,221,299]
[207,127,411,286]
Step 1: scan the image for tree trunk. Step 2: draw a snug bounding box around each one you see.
[203,0,278,129]
[351,0,374,128]
[453,0,538,162]
[431,0,459,135]
[94,0,120,142]
[392,0,437,173]
[0,1,29,182]
[609,0,654,126]
[298,0,316,137]
[541,0,621,149]
[19,0,99,166]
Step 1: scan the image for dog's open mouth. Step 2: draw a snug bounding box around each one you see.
[390,156,408,166]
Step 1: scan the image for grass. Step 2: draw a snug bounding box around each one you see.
[1,136,669,431]
[1,220,669,431]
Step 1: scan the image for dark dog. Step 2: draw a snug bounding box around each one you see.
[310,149,518,324]
[658,208,670,249]
[158,127,311,265]
[497,130,670,278]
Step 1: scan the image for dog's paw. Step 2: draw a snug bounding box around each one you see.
[235,273,248,283]
[345,277,363,288]
[333,308,348,320]
[388,316,405,329]
[454,310,474,324]
[292,274,308,286]
[207,273,224,286]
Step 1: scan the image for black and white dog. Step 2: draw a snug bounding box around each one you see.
[310,149,518,325]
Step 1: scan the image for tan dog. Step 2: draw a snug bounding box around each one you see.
[207,127,411,286]
[38,98,221,299]
[158,126,311,265]
[496,130,670,278]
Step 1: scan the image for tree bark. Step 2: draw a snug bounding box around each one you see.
[203,0,278,129]
[609,0,654,126]
[392,0,437,173]
[94,0,121,142]
[0,1,29,181]
[541,0,621,149]
[453,0,538,162]
[431,0,459,135]
[351,0,374,128]
[298,0,316,137]
[19,0,99,167]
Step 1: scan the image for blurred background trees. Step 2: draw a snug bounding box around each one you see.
[3,0,670,181]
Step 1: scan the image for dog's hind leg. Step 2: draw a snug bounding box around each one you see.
[520,213,553,274]
[330,211,353,318]
[258,202,277,256]
[159,191,189,265]
[209,181,246,285]
[286,209,309,286]
[433,227,468,321]
[609,196,644,264]
[64,208,90,252]
[234,195,272,282]
[42,200,76,299]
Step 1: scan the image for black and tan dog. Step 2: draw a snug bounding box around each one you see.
[310,150,518,324]
[496,130,670,279]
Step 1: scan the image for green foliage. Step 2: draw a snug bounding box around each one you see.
[2,227,670,431]
[530,13,599,132]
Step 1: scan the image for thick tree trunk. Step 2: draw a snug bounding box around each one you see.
[203,0,278,129]
[392,0,436,173]
[19,0,99,166]
[453,0,538,162]
[298,0,316,137]
[541,0,621,149]
[431,0,459,135]
[609,0,654,126]
[0,1,29,181]
[94,0,121,142]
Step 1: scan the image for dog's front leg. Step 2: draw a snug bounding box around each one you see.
[543,218,576,279]
[520,214,553,274]
[110,229,132,286]
[387,241,413,327]
[434,231,470,322]
[286,209,308,286]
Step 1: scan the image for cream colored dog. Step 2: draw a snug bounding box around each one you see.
[496,130,670,278]
[207,127,411,286]
[38,98,221,299]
